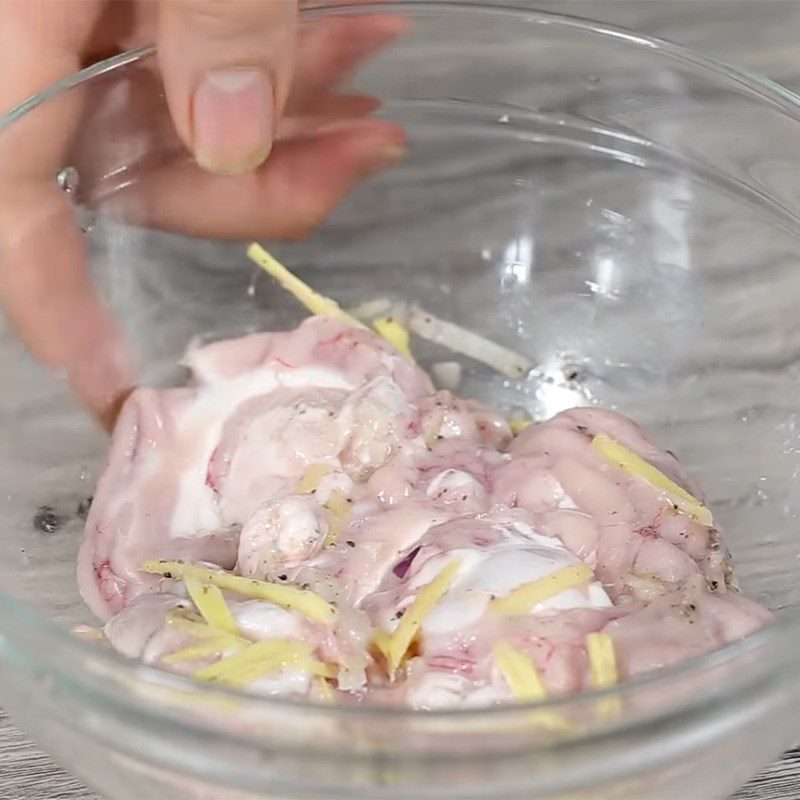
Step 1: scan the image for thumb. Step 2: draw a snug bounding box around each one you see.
[158,0,297,175]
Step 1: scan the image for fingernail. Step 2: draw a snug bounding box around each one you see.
[192,69,274,175]
[359,141,407,177]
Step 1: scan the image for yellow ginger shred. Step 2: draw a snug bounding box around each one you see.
[185,576,239,635]
[141,561,336,625]
[296,463,331,494]
[323,529,339,548]
[291,657,339,679]
[165,610,235,640]
[247,245,416,358]
[493,641,576,732]
[247,244,365,329]
[386,559,462,678]
[214,654,336,689]
[193,638,314,685]
[220,655,339,687]
[323,489,351,546]
[509,418,532,436]
[493,640,548,701]
[163,636,247,665]
[586,632,618,689]
[200,647,336,690]
[423,424,439,449]
[491,563,594,615]
[371,316,414,361]
[325,489,350,521]
[586,631,620,717]
[316,676,335,703]
[372,628,392,660]
[208,658,288,689]
[591,434,713,526]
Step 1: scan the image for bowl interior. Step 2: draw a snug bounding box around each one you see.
[1,3,800,655]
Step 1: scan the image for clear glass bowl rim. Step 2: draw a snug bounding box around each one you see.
[0,0,798,733]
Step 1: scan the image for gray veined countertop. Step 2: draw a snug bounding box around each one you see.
[2,2,800,798]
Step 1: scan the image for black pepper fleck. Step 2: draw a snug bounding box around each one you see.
[33,506,63,534]
[278,574,288,581]
[163,572,172,579]
[576,425,589,434]
[346,540,356,548]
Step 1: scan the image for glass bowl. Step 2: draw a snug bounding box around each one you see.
[1,3,800,798]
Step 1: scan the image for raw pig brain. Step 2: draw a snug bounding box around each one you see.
[78,317,771,707]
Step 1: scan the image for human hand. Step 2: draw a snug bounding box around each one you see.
[0,0,406,427]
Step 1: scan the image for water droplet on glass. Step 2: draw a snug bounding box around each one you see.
[57,166,79,195]
[584,74,601,87]
[497,114,509,124]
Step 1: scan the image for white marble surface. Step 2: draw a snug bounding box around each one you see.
[2,2,800,798]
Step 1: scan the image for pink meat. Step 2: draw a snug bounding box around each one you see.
[80,319,772,707]
[604,576,773,676]
[78,318,432,620]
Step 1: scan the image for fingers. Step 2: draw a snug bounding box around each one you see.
[158,0,298,175]
[0,0,407,430]
[285,12,408,117]
[276,93,381,139]
[0,0,135,428]
[105,119,406,239]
